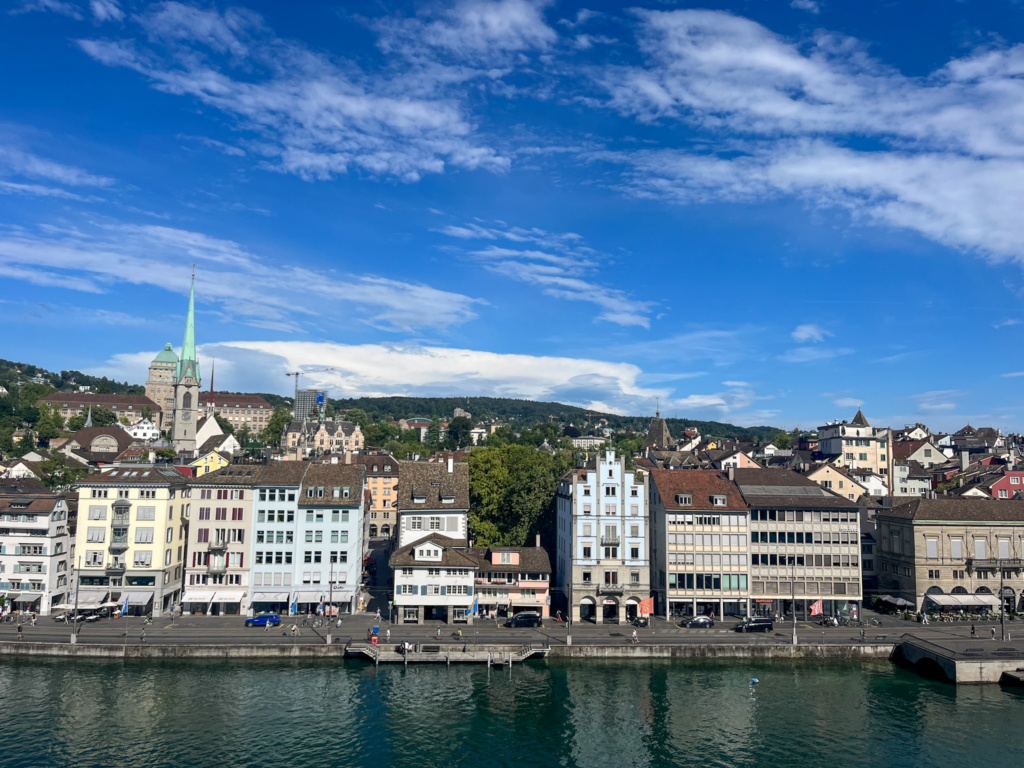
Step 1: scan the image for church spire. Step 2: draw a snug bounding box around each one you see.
[176,269,201,385]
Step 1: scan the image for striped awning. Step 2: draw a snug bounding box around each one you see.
[292,591,325,604]
[926,594,1000,607]
[210,590,246,603]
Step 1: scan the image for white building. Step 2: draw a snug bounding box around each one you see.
[570,436,608,450]
[555,448,650,624]
[390,534,478,624]
[819,410,892,491]
[126,418,160,441]
[0,481,72,616]
[395,459,469,549]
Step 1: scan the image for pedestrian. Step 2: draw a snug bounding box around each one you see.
[386,628,391,643]
[264,618,271,632]
[375,608,381,622]
[632,628,638,644]
[971,623,976,638]
[140,629,146,644]
[17,624,23,640]
[436,626,441,638]
[292,624,298,638]
[458,628,463,640]
[991,627,996,640]
[366,627,372,642]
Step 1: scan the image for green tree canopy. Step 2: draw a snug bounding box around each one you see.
[67,405,118,431]
[14,430,35,457]
[445,416,473,449]
[33,404,62,444]
[772,432,792,449]
[259,407,292,447]
[38,452,88,491]
[214,414,235,435]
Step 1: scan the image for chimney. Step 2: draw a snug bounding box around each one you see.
[447,456,454,474]
[148,450,155,463]
[728,466,735,482]
[536,533,541,548]
[345,452,351,465]
[331,455,338,465]
[960,451,969,472]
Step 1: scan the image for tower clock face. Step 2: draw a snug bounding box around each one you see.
[182,412,191,421]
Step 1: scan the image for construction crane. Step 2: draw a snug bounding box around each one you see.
[285,368,335,419]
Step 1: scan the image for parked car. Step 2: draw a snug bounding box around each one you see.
[734,618,774,633]
[682,616,715,629]
[504,612,544,628]
[245,613,282,628]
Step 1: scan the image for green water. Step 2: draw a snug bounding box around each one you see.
[0,658,1020,767]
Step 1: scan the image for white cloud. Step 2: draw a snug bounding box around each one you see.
[791,323,831,343]
[90,0,122,22]
[722,380,749,387]
[790,0,820,14]
[833,397,862,408]
[913,390,963,413]
[779,346,853,363]
[0,145,114,187]
[994,318,1021,329]
[76,3,509,183]
[10,0,82,19]
[1001,372,1024,378]
[0,220,483,334]
[376,0,557,63]
[591,10,1024,263]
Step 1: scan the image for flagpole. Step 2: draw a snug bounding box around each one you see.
[791,559,798,646]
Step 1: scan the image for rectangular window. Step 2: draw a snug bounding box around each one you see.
[582,546,591,559]
[135,527,154,544]
[975,539,987,559]
[88,506,106,520]
[86,527,105,543]
[136,506,156,521]
[133,551,153,567]
[926,538,938,559]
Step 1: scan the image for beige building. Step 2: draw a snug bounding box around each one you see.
[145,343,178,421]
[818,410,892,491]
[807,463,867,502]
[350,454,399,538]
[284,420,364,456]
[875,498,1024,613]
[38,393,163,430]
[199,393,274,433]
[183,465,262,616]
[75,465,189,616]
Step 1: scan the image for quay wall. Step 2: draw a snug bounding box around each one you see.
[548,644,895,660]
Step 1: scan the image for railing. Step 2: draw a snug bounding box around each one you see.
[106,561,126,572]
[112,515,130,526]
[207,563,227,575]
[208,539,229,551]
[598,583,624,595]
[109,538,129,551]
[600,535,620,546]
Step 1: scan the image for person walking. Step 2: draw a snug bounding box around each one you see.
[264,618,271,632]
[375,608,382,622]
[971,623,976,638]
[436,626,441,638]
[458,628,463,640]
[291,624,299,639]
[386,628,391,643]
[140,629,146,644]
[991,627,997,640]
[632,628,639,644]
[17,624,23,641]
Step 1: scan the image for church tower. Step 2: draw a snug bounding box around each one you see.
[172,274,201,455]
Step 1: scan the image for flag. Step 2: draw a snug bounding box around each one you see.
[121,592,130,617]
[472,596,478,616]
[810,599,823,616]
[638,597,655,617]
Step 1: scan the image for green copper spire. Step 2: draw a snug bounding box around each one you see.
[176,273,201,385]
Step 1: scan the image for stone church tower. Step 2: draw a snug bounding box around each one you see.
[172,275,201,455]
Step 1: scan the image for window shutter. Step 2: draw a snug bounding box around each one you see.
[239,490,244,500]
[440,585,446,596]
[239,553,244,568]
[466,586,473,596]
[14,545,20,555]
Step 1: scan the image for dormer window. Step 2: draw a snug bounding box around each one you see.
[413,494,426,504]
[343,487,350,499]
[384,465,392,472]
[676,494,692,506]
[712,495,727,507]
[441,495,455,504]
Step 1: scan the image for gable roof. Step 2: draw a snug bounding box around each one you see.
[396,460,469,511]
[200,393,272,409]
[467,546,552,573]
[643,417,673,451]
[732,467,857,509]
[38,392,161,413]
[389,534,479,568]
[881,497,1024,522]
[298,463,366,505]
[191,464,265,485]
[81,465,189,485]
[253,461,311,487]
[650,469,747,511]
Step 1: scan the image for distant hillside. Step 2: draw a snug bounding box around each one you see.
[0,358,143,396]
[331,396,783,442]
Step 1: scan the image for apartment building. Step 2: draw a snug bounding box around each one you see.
[199,393,273,433]
[183,465,262,616]
[0,480,72,616]
[249,462,308,615]
[390,534,478,624]
[75,465,189,616]
[818,410,892,491]
[734,468,863,620]
[875,498,1024,613]
[396,458,470,549]
[38,392,163,430]
[555,448,650,624]
[349,454,399,538]
[470,540,552,619]
[649,469,750,620]
[145,343,178,420]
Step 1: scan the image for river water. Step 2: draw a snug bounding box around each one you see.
[0,658,1020,768]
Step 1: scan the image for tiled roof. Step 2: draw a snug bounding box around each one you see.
[851,410,870,427]
[200,393,272,408]
[299,464,366,505]
[468,546,552,573]
[38,392,161,412]
[68,427,137,454]
[346,454,400,476]
[253,461,311,487]
[389,534,479,568]
[191,465,266,485]
[881,498,1024,522]
[893,440,929,462]
[733,468,857,509]
[650,469,747,511]
[81,465,189,485]
[396,460,469,510]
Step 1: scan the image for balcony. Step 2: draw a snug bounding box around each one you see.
[207,562,227,575]
[112,514,130,526]
[598,583,624,595]
[106,561,126,573]
[109,537,129,552]
[600,535,620,546]
[208,538,229,552]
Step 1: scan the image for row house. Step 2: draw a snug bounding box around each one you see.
[818,410,892,491]
[183,465,262,616]
[734,468,863,620]
[395,458,470,549]
[875,498,1024,613]
[649,469,751,620]
[806,463,867,502]
[0,480,72,615]
[556,448,650,624]
[283,420,364,457]
[391,534,477,624]
[470,539,552,619]
[199,393,273,433]
[348,454,399,538]
[75,465,189,617]
[248,462,309,615]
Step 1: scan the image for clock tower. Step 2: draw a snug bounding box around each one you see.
[172,273,201,455]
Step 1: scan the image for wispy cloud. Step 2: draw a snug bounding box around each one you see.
[790,0,820,14]
[913,390,963,413]
[90,0,122,22]
[1001,371,1024,378]
[994,318,1021,329]
[439,219,653,327]
[779,346,853,363]
[591,10,1024,264]
[10,0,82,19]
[0,145,114,187]
[791,323,831,343]
[833,397,862,408]
[77,2,509,183]
[0,220,483,334]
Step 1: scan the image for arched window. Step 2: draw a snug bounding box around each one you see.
[182,392,192,409]
[369,525,378,538]
[380,525,390,537]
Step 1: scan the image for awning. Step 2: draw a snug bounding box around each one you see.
[926,594,1000,607]
[15,592,41,602]
[879,595,914,608]
[252,592,289,602]
[210,590,246,603]
[126,591,154,606]
[293,591,325,603]
[323,590,355,603]
[77,590,108,610]
[182,589,216,603]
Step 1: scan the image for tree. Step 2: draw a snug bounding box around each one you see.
[344,408,372,428]
[67,405,118,430]
[33,404,62,444]
[772,432,792,449]
[38,452,87,491]
[214,414,235,435]
[0,427,14,455]
[155,447,177,461]
[563,425,581,439]
[426,416,442,451]
[259,407,292,447]
[364,421,400,448]
[14,430,35,457]
[141,405,153,422]
[445,416,473,449]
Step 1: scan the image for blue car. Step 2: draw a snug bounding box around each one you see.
[245,613,281,628]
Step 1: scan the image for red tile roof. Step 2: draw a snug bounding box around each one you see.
[650,469,747,511]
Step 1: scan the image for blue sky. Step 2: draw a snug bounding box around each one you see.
[2,0,1024,432]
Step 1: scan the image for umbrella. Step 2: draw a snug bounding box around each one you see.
[100,601,122,608]
[51,602,75,610]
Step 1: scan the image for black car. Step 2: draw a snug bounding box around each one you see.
[734,618,774,633]
[681,616,715,629]
[505,613,544,628]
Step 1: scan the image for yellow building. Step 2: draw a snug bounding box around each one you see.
[351,454,399,538]
[75,465,189,616]
[190,450,230,477]
[806,463,867,502]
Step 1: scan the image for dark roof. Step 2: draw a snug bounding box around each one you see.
[200,393,271,408]
[38,392,161,412]
[468,546,552,574]
[191,465,265,485]
[851,410,870,427]
[396,460,469,511]
[198,434,234,456]
[81,465,189,485]
[67,427,137,454]
[643,417,673,451]
[893,440,930,462]
[254,462,311,486]
[732,468,857,509]
[346,454,399,476]
[389,534,479,568]
[299,464,366,505]
[650,469,747,511]
[0,493,62,514]
[880,498,1024,522]
[0,477,49,494]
